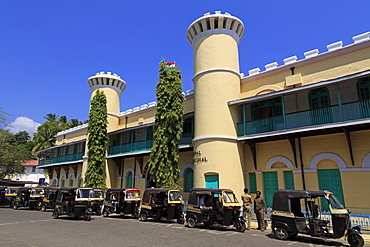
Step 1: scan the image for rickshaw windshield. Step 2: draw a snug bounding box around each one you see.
[31,189,44,195]
[126,192,140,199]
[7,188,18,194]
[77,189,95,199]
[169,191,182,201]
[328,194,345,209]
[223,192,238,203]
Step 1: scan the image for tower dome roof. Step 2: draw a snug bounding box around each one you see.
[187,11,244,46]
[88,71,126,93]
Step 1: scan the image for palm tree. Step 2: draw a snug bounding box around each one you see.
[67,119,82,128]
[14,131,30,145]
[32,122,61,153]
[44,113,59,122]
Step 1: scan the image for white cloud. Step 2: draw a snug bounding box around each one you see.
[6,116,41,135]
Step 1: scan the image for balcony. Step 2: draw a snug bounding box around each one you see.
[108,131,194,156]
[238,100,370,137]
[38,152,85,167]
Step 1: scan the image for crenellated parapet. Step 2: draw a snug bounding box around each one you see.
[187,11,244,46]
[120,89,194,116]
[88,71,126,94]
[246,31,370,77]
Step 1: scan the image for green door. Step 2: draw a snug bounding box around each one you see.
[318,169,345,210]
[284,171,295,189]
[205,174,219,189]
[263,171,278,207]
[126,171,133,188]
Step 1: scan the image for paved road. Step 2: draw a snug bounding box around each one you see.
[0,207,367,247]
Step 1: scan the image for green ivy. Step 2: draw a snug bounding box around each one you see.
[148,60,184,189]
[84,90,108,189]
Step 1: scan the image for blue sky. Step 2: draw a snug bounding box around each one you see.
[1,1,370,135]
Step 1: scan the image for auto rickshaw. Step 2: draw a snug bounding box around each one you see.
[185,188,246,232]
[52,187,96,221]
[91,188,104,215]
[13,187,44,210]
[103,188,140,218]
[271,189,363,247]
[1,187,20,207]
[40,187,60,212]
[140,188,184,223]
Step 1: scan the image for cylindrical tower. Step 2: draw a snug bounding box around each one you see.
[187,11,245,195]
[88,71,126,132]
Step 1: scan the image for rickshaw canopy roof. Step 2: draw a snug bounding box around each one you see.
[106,188,140,193]
[189,188,233,195]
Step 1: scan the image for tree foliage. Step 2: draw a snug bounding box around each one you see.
[84,90,108,189]
[148,60,184,188]
[0,129,34,178]
[0,108,10,129]
[32,114,83,153]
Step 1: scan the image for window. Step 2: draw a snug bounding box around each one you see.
[357,77,370,100]
[284,171,294,189]
[251,97,282,120]
[146,126,154,140]
[183,117,194,134]
[184,168,194,192]
[309,87,332,124]
[249,173,257,193]
[69,178,74,187]
[309,87,330,109]
[32,166,36,173]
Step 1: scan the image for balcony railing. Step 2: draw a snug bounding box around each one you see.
[38,152,84,167]
[108,131,194,156]
[238,100,370,137]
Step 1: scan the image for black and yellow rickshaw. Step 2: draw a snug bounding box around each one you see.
[0,187,7,206]
[140,188,185,223]
[271,189,363,247]
[52,187,95,221]
[1,186,19,206]
[40,187,60,212]
[103,188,140,218]
[185,188,246,232]
[91,188,104,215]
[13,187,44,210]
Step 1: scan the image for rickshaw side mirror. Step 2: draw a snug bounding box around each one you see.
[347,209,352,214]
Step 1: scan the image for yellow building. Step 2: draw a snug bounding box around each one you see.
[37,11,370,213]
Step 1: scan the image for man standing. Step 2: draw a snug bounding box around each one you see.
[241,188,252,230]
[254,191,266,231]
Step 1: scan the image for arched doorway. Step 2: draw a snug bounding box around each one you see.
[263,171,278,208]
[184,168,194,192]
[126,171,133,188]
[314,155,345,210]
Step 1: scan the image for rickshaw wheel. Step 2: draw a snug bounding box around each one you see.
[41,205,46,212]
[140,212,148,221]
[52,211,59,219]
[84,214,91,221]
[187,217,196,228]
[275,227,289,240]
[177,217,185,224]
[103,209,109,217]
[13,203,18,210]
[236,222,246,232]
[348,234,364,247]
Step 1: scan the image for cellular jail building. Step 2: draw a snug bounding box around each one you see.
[37,11,370,213]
